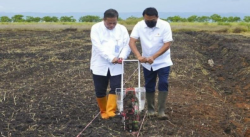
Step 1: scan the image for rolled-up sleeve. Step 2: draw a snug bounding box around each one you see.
[130,23,139,40]
[163,23,173,43]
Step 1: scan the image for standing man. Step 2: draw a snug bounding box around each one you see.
[90,9,131,119]
[129,7,173,120]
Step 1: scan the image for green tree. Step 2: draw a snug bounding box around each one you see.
[221,17,228,22]
[51,16,59,22]
[227,16,241,22]
[167,16,187,22]
[11,14,25,22]
[124,16,143,24]
[42,16,58,22]
[166,16,174,22]
[26,16,41,22]
[42,16,52,22]
[210,14,221,22]
[126,16,141,20]
[0,16,12,22]
[197,16,210,22]
[227,16,234,22]
[126,16,143,22]
[60,16,76,22]
[118,17,123,21]
[79,15,101,22]
[243,16,250,22]
[233,17,241,22]
[187,15,198,22]
[33,17,41,22]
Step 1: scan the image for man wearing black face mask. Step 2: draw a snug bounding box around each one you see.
[145,20,157,28]
[129,7,173,120]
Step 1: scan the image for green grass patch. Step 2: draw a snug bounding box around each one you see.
[1,22,250,34]
[217,22,232,26]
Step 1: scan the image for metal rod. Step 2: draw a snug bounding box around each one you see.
[138,60,140,88]
[121,60,124,111]
[138,61,141,110]
[123,59,138,62]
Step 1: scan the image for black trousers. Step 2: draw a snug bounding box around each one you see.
[92,70,121,98]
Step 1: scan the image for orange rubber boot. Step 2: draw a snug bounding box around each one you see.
[96,96,109,119]
[106,94,117,117]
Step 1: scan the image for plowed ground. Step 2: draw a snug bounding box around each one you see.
[0,29,249,137]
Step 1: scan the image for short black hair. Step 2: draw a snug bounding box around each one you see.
[142,7,158,17]
[104,9,119,19]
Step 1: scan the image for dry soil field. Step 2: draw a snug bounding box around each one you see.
[0,27,250,137]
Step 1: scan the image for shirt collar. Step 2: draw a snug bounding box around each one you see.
[101,21,108,31]
[155,18,160,28]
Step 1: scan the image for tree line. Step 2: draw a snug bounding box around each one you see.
[0,14,250,23]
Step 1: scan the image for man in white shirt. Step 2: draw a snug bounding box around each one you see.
[90,9,131,119]
[129,7,173,120]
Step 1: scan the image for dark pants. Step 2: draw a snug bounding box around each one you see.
[143,66,170,93]
[92,70,121,98]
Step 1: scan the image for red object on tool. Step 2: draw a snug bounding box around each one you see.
[122,88,140,132]
[118,58,123,64]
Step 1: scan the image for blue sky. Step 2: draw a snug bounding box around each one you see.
[0,0,249,14]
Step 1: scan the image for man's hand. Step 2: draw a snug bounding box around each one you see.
[138,56,147,63]
[117,58,123,64]
[112,57,123,64]
[147,56,154,64]
[112,57,119,64]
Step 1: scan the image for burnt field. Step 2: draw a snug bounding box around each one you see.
[0,29,249,137]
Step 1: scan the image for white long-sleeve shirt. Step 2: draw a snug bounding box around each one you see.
[90,21,131,76]
[130,18,173,71]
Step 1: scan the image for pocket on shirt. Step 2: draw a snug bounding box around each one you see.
[153,36,163,43]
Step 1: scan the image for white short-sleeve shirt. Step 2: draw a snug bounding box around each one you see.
[90,21,131,76]
[130,18,173,71]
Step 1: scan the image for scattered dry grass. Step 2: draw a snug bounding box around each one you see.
[0,23,249,137]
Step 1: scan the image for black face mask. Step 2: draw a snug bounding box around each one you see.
[145,20,157,28]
